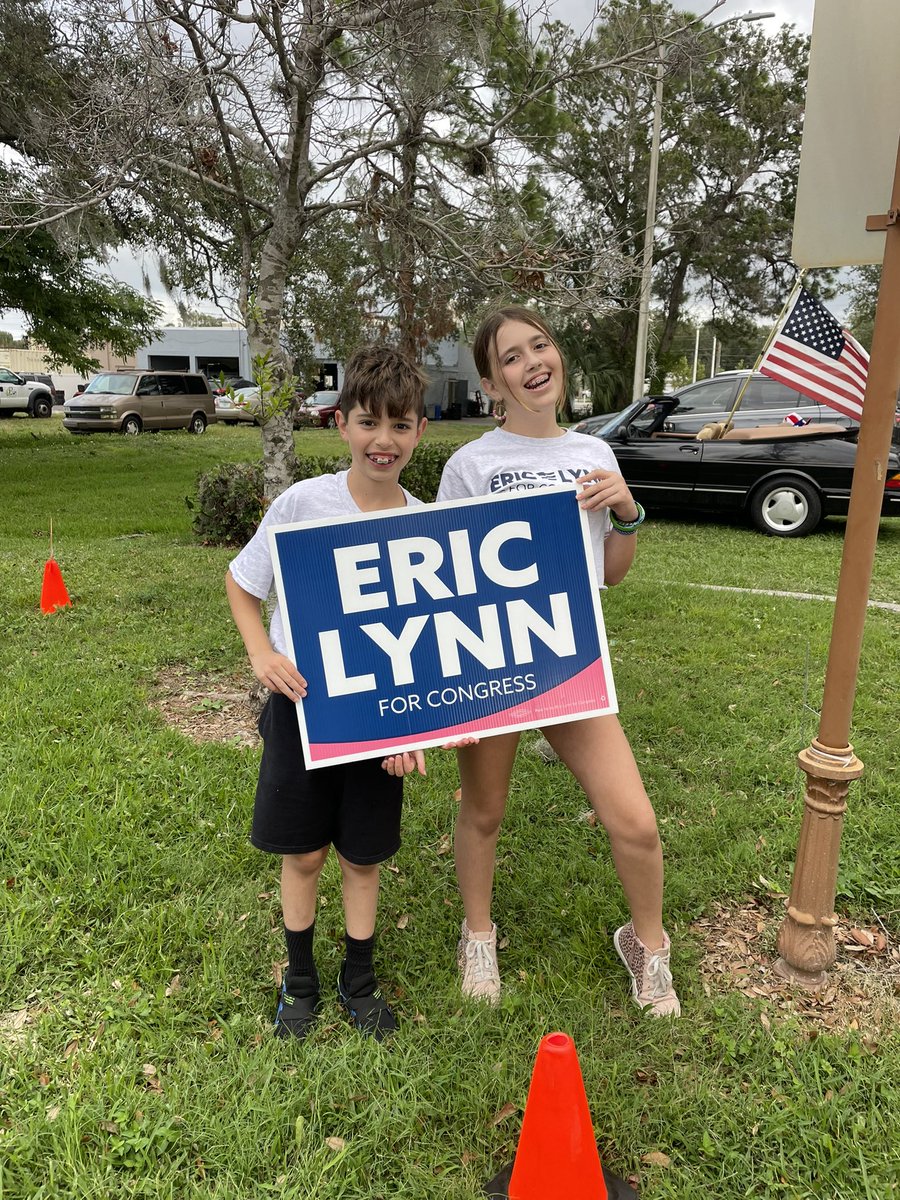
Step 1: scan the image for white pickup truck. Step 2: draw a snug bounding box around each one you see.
[0,367,55,418]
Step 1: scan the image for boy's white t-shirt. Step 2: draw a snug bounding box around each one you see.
[437,427,620,586]
[229,470,422,657]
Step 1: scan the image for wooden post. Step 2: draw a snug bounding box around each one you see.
[775,136,900,985]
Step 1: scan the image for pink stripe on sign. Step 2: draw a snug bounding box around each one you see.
[308,659,611,761]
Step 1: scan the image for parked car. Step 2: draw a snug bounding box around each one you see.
[294,389,340,428]
[215,385,260,425]
[20,372,65,405]
[574,372,862,441]
[211,376,255,397]
[582,397,900,537]
[63,371,216,435]
[0,367,56,418]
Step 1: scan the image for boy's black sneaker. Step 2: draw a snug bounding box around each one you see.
[337,967,397,1042]
[274,974,321,1040]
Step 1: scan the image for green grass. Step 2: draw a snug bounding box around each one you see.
[1,417,899,1199]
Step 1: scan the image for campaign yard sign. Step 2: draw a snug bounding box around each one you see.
[268,487,618,767]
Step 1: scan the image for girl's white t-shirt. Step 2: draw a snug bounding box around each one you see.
[229,470,421,656]
[437,427,620,586]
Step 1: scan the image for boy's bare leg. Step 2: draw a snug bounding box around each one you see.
[280,848,329,930]
[544,715,665,950]
[336,854,380,939]
[453,733,520,932]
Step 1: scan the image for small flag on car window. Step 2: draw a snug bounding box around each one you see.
[783,412,810,426]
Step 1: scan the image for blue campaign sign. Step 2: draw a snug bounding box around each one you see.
[268,486,617,767]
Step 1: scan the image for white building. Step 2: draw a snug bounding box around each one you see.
[136,326,342,392]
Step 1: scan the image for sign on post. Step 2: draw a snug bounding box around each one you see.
[792,0,900,267]
[269,488,618,767]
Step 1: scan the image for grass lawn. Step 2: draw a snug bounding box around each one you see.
[1,417,899,1199]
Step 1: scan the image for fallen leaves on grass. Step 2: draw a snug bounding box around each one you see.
[642,1151,672,1168]
[150,666,261,746]
[325,1136,346,1152]
[490,1102,518,1126]
[692,898,900,1033]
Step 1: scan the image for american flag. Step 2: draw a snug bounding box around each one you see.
[758,288,869,422]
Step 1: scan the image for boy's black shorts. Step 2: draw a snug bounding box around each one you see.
[251,692,402,866]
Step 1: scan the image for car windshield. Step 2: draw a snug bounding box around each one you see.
[309,393,337,407]
[83,374,137,396]
[582,403,645,438]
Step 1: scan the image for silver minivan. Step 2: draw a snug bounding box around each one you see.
[63,371,216,435]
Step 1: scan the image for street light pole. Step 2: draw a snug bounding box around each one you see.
[630,11,775,403]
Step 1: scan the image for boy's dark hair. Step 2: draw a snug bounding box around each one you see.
[339,344,429,421]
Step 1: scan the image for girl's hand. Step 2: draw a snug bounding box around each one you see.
[249,650,308,699]
[577,469,639,520]
[382,751,427,777]
[380,737,480,777]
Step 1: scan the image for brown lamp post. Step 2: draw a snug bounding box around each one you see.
[775,139,900,985]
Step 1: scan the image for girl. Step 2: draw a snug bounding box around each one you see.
[437,305,680,1017]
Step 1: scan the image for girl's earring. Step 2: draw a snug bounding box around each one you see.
[492,399,506,425]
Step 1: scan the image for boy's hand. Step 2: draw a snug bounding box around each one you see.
[382,751,427,777]
[249,650,307,699]
[576,469,639,520]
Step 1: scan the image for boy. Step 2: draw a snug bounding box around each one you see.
[226,344,430,1041]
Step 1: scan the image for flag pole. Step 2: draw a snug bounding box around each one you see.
[721,272,805,433]
[775,134,900,985]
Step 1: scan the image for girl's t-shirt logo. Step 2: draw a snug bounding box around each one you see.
[489,467,592,492]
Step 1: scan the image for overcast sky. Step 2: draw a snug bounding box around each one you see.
[2,0,815,340]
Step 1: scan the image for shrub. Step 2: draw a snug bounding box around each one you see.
[189,442,455,547]
[188,461,265,547]
[399,441,456,502]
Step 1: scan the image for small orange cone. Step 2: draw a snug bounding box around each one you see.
[41,558,72,613]
[40,520,72,614]
[485,1032,636,1199]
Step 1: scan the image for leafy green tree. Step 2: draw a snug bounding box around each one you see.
[554,0,815,404]
[0,195,160,373]
[846,265,880,350]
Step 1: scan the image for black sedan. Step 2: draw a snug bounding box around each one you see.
[582,398,900,537]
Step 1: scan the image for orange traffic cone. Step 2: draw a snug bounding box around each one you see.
[41,558,72,613]
[485,1032,636,1199]
[40,521,72,614]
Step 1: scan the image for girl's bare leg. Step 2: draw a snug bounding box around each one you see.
[544,715,665,950]
[453,733,520,931]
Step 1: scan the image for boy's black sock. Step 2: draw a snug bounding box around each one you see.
[341,932,375,993]
[284,921,317,985]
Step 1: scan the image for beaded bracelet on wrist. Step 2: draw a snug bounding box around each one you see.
[609,501,645,535]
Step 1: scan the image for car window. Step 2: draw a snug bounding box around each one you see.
[0,368,21,384]
[742,379,811,409]
[673,378,738,413]
[84,374,139,396]
[157,375,186,396]
[185,375,209,395]
[136,375,161,396]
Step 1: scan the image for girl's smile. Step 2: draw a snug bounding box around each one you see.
[490,319,563,410]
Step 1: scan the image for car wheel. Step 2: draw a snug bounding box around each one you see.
[749,476,823,537]
[188,413,208,434]
[31,396,53,419]
[121,415,142,436]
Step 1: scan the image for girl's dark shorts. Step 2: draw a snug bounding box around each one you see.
[251,693,403,866]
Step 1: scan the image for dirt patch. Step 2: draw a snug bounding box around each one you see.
[150,665,264,747]
[692,894,900,1037]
